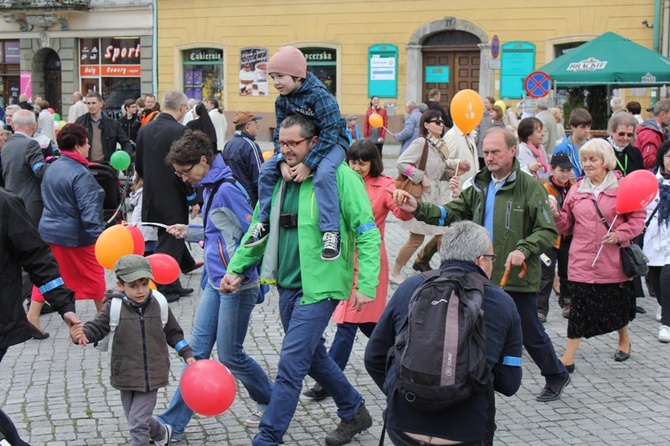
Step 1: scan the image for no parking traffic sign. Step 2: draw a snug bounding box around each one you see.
[524,71,551,98]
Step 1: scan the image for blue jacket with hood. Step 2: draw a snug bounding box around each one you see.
[193,155,259,289]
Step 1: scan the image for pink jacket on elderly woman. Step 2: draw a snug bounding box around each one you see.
[554,172,645,285]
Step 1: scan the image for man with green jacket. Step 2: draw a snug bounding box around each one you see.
[393,127,570,403]
[222,114,381,446]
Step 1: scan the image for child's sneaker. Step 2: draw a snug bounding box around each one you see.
[244,410,264,428]
[245,223,270,247]
[155,424,172,446]
[321,231,341,261]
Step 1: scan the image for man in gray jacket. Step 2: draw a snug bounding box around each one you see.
[1,109,46,224]
[394,101,422,154]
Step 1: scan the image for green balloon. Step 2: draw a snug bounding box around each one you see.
[110,150,131,171]
[53,113,61,122]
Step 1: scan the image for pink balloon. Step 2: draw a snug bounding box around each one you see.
[146,253,180,284]
[616,169,659,214]
[47,107,54,114]
[181,360,236,416]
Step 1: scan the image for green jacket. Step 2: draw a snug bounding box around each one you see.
[227,163,381,304]
[414,159,557,292]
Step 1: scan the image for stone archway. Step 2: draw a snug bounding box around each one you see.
[32,48,62,114]
[406,17,490,102]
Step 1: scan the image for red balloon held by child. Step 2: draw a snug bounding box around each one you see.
[181,359,236,416]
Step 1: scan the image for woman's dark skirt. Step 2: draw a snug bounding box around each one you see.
[567,281,636,339]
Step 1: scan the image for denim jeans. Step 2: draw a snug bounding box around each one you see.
[253,287,363,446]
[257,147,346,232]
[158,283,273,435]
[329,322,376,370]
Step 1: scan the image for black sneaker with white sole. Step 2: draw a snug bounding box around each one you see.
[245,223,270,247]
[321,231,341,261]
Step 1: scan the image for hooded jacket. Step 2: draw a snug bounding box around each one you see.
[413,159,557,292]
[635,118,667,169]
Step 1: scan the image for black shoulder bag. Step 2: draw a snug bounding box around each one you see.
[591,199,648,278]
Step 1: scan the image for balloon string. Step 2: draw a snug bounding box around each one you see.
[127,221,169,229]
[591,215,618,267]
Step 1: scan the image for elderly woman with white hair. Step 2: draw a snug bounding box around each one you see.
[550,139,645,372]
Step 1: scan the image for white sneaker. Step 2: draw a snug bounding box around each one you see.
[155,424,172,446]
[658,325,670,343]
[657,306,663,322]
[244,410,263,428]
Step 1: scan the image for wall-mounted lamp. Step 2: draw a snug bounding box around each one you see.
[642,20,654,28]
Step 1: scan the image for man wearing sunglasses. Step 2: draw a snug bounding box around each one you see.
[635,98,670,169]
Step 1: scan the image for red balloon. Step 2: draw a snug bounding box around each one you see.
[146,253,180,284]
[181,360,236,416]
[616,169,659,214]
[47,107,54,114]
[127,226,145,255]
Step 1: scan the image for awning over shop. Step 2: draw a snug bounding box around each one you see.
[538,32,670,87]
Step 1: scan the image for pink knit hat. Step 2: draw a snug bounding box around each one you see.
[267,46,307,79]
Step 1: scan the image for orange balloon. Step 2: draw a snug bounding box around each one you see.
[262,150,274,162]
[368,113,383,128]
[149,280,157,290]
[95,225,134,270]
[450,89,484,134]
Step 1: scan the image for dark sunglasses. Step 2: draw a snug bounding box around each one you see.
[428,119,445,125]
[617,131,634,138]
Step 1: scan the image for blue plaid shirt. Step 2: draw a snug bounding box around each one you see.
[273,72,349,169]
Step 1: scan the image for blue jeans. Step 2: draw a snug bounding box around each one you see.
[253,287,363,446]
[329,322,376,370]
[257,147,346,232]
[158,283,273,435]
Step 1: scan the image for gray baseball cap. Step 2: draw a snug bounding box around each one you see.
[114,254,154,282]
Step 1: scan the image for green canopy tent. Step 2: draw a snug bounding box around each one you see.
[538,31,670,88]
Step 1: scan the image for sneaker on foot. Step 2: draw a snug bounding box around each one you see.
[244,410,264,428]
[321,231,341,261]
[245,223,270,247]
[659,325,670,343]
[657,306,663,322]
[155,424,172,446]
[538,312,547,323]
[325,402,372,446]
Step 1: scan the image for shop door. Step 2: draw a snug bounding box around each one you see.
[423,50,479,108]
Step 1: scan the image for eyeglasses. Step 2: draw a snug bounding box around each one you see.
[481,253,497,262]
[616,131,634,138]
[278,137,309,149]
[174,164,196,178]
[428,119,445,125]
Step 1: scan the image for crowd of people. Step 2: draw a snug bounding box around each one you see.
[2,43,670,446]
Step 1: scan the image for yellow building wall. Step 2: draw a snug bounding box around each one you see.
[157,0,658,124]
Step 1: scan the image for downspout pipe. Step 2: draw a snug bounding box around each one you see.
[654,0,662,53]
[152,0,158,93]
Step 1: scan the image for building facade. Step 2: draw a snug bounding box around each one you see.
[0,0,153,116]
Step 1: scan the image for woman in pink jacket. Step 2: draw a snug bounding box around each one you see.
[303,139,412,400]
[551,139,645,372]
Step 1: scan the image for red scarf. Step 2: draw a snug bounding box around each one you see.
[61,150,90,166]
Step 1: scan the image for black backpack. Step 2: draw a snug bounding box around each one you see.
[389,269,490,412]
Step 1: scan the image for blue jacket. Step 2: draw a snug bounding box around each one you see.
[39,155,104,247]
[553,135,584,179]
[273,72,349,168]
[396,108,422,154]
[196,155,258,289]
[222,130,264,207]
[365,260,523,443]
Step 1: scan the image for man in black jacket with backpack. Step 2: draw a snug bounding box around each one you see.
[365,221,522,445]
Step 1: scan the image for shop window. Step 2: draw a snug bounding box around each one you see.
[300,47,336,95]
[79,37,142,116]
[182,48,224,101]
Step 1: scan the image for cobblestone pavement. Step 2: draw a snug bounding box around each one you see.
[3,144,670,445]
